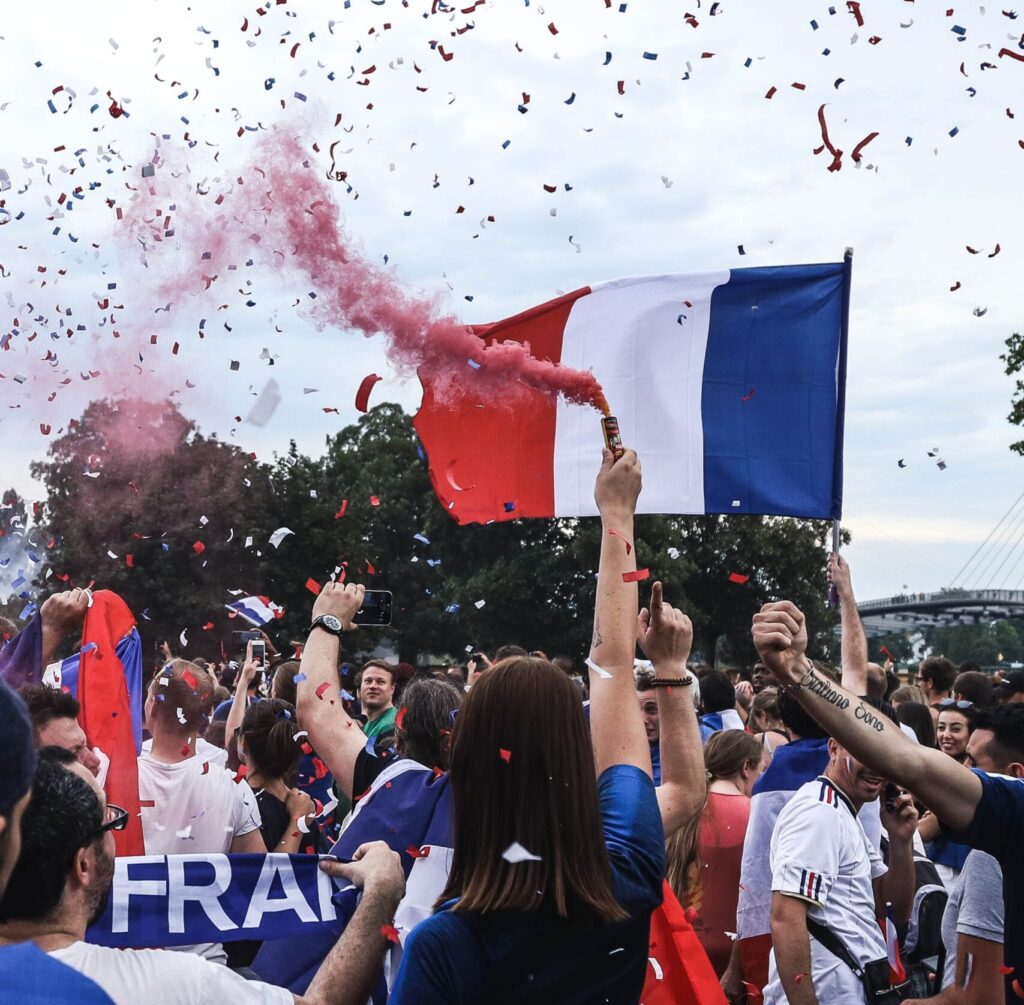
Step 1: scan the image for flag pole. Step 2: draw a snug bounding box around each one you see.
[829,247,853,607]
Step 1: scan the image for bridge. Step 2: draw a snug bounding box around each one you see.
[857,589,1024,636]
[855,490,1024,636]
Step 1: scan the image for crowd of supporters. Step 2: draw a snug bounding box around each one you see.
[2,447,1024,1004]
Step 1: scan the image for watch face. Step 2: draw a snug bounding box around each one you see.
[321,615,343,632]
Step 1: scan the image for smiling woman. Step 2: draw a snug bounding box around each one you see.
[937,704,978,765]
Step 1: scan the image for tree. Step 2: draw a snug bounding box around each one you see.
[1001,331,1024,456]
[926,620,1023,666]
[867,631,915,666]
[31,398,272,658]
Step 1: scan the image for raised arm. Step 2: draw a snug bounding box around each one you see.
[295,583,368,800]
[588,448,648,778]
[636,582,705,835]
[224,645,257,748]
[751,601,983,831]
[830,554,868,696]
[39,588,91,670]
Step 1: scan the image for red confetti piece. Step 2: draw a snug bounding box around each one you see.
[742,982,764,1005]
[40,423,51,435]
[180,745,191,756]
[950,281,962,291]
[305,577,322,595]
[125,554,133,567]
[312,756,329,779]
[999,47,1024,62]
[989,243,1002,257]
[740,388,756,401]
[139,799,156,808]
[765,86,777,100]
[622,569,650,583]
[1013,978,1024,999]
[381,924,400,943]
[366,560,376,575]
[335,499,348,519]
[355,373,382,413]
[1000,965,1015,975]
[608,528,633,554]
[182,670,198,690]
[847,0,864,26]
[406,845,428,858]
[547,21,558,34]
[369,495,380,506]
[684,906,698,922]
[300,742,313,755]
[192,540,205,554]
[815,104,843,172]
[850,131,879,162]
[499,748,512,762]
[201,762,210,775]
[315,682,332,700]
[728,572,750,584]
[396,706,407,730]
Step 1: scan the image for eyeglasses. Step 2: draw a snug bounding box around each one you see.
[938,698,974,709]
[97,804,129,835]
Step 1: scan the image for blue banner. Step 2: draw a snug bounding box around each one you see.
[86,853,356,949]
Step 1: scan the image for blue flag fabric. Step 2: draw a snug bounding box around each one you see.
[86,853,355,949]
[0,613,43,690]
[252,759,454,997]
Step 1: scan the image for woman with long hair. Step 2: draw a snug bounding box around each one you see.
[896,700,937,749]
[666,730,767,976]
[383,449,690,1003]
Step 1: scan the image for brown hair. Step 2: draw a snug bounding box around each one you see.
[240,699,302,781]
[396,677,463,773]
[271,660,301,706]
[147,660,215,736]
[751,688,782,730]
[704,730,764,782]
[438,657,626,924]
[892,685,927,706]
[356,659,395,688]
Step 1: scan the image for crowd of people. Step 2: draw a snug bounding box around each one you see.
[1,447,1023,1004]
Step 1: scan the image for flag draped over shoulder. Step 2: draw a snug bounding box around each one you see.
[77,591,145,856]
[414,263,850,525]
[252,759,454,999]
[736,738,830,991]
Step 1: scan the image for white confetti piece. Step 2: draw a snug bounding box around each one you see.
[502,841,542,864]
[269,527,294,549]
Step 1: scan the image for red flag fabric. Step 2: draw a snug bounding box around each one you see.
[77,591,144,856]
[643,881,729,1005]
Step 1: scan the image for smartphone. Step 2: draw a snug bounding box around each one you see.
[884,782,901,813]
[231,629,262,650]
[354,590,393,626]
[251,639,266,667]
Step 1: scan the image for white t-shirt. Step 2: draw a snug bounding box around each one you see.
[137,753,262,963]
[50,943,291,1005]
[142,736,228,770]
[137,753,261,855]
[764,776,888,1005]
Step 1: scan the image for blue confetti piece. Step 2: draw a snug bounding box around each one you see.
[292,672,307,683]
[467,359,482,369]
[341,689,354,701]
[19,602,37,621]
[161,543,170,552]
[834,78,844,89]
[141,609,152,620]
[822,47,831,55]
[744,57,752,67]
[265,78,275,90]
[501,139,511,149]
[464,295,474,302]
[80,642,98,655]
[414,533,431,545]
[294,92,307,101]
[503,501,517,512]
[445,604,460,614]
[810,19,819,29]
[949,126,959,137]
[47,100,57,114]
[905,136,913,146]
[564,92,576,104]
[603,52,612,65]
[643,51,657,60]
[517,104,528,114]
[951,24,966,36]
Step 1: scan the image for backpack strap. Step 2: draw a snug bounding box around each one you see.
[805,916,867,980]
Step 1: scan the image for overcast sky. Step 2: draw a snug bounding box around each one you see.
[2,0,1023,602]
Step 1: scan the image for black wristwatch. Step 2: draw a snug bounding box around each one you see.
[310,614,345,638]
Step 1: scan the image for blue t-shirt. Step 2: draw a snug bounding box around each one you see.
[943,770,1024,1004]
[0,943,114,1004]
[389,764,665,1005]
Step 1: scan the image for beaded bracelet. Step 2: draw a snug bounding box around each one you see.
[650,676,694,688]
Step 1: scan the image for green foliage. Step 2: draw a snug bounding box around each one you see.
[868,631,915,665]
[27,398,842,670]
[1001,331,1024,456]
[926,619,1024,666]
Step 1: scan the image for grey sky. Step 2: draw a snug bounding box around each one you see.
[2,0,1022,602]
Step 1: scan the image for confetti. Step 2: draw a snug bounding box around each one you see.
[380,924,400,943]
[355,373,382,412]
[608,528,633,554]
[499,748,512,762]
[502,841,542,863]
[315,682,332,700]
[269,527,294,549]
[728,572,750,584]
[622,569,650,583]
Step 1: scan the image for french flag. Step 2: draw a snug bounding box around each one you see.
[225,594,284,627]
[414,262,850,525]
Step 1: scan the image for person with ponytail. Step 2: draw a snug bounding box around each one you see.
[666,730,767,977]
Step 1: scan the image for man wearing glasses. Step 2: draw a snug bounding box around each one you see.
[0,747,406,1005]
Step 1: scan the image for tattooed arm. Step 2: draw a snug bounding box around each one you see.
[751,601,982,831]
